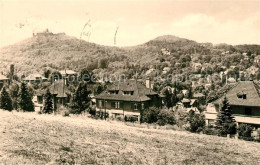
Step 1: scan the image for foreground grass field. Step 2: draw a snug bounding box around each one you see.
[0,110,260,165]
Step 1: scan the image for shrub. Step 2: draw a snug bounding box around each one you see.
[0,87,13,111]
[62,110,70,117]
[203,126,218,135]
[188,112,205,133]
[125,116,138,122]
[88,106,96,116]
[142,107,160,123]
[157,109,176,126]
[238,124,253,140]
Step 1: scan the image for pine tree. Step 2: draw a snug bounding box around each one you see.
[19,83,34,112]
[0,87,13,111]
[71,82,91,114]
[215,97,236,136]
[42,89,53,114]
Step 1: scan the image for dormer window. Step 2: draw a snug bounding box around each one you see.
[123,91,134,95]
[237,92,247,99]
[109,90,119,95]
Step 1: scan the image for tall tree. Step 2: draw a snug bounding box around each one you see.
[9,83,20,110]
[164,88,173,109]
[215,97,236,136]
[9,64,14,83]
[19,83,35,112]
[71,82,91,114]
[42,89,53,114]
[0,87,13,111]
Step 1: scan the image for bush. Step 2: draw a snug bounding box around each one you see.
[124,116,138,122]
[188,112,205,133]
[88,106,96,116]
[203,126,218,135]
[142,107,160,123]
[218,123,237,136]
[238,124,253,140]
[157,109,176,126]
[62,110,70,117]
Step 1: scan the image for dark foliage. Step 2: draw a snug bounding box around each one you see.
[0,87,13,111]
[188,111,205,133]
[19,83,35,112]
[42,89,53,114]
[142,107,160,123]
[157,109,176,126]
[238,124,253,140]
[70,82,91,114]
[215,97,236,136]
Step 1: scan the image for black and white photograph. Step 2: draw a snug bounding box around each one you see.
[0,0,260,164]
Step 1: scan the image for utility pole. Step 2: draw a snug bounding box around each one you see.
[113,26,119,55]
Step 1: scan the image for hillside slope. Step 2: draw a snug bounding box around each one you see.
[0,32,128,75]
[1,32,260,78]
[0,110,260,164]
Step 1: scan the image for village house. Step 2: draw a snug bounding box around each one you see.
[0,74,9,89]
[179,98,199,114]
[60,70,78,84]
[23,73,47,83]
[36,80,71,110]
[95,79,163,122]
[205,81,260,129]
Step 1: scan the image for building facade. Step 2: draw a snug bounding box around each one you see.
[95,79,162,122]
[205,81,260,128]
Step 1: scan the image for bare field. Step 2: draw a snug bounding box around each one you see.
[0,110,259,165]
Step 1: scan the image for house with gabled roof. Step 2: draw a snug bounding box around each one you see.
[205,81,260,128]
[23,73,47,83]
[36,80,71,110]
[60,70,78,84]
[95,79,163,122]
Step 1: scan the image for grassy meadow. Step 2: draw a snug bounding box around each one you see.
[0,110,260,165]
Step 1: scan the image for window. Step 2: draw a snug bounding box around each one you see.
[116,102,120,109]
[98,100,103,108]
[134,103,138,110]
[111,101,120,109]
[110,90,119,94]
[123,91,134,95]
[141,103,144,109]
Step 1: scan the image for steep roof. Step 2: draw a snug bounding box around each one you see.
[95,79,158,102]
[213,81,260,107]
[49,80,70,97]
[0,74,8,80]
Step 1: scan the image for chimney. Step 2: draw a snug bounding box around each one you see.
[146,78,151,89]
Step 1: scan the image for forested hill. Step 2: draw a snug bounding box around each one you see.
[0,31,260,79]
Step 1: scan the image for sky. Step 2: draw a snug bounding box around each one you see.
[0,0,260,47]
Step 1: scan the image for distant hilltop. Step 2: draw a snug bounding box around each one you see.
[32,29,66,37]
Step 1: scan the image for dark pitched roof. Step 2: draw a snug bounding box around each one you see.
[49,80,70,97]
[213,81,260,107]
[95,79,158,102]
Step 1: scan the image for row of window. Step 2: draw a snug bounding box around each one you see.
[98,100,144,110]
[108,90,134,95]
